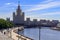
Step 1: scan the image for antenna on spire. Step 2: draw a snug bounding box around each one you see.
[17,0,21,10]
[18,1,20,5]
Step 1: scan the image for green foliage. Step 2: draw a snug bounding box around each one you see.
[0,19,13,29]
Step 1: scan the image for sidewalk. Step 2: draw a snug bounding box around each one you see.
[0,27,33,40]
[0,32,13,40]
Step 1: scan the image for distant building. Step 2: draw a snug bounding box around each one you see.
[40,20,47,25]
[6,18,10,21]
[52,20,59,24]
[57,23,60,27]
[13,3,24,25]
[25,18,31,25]
[51,20,59,26]
[26,18,30,21]
[33,19,38,25]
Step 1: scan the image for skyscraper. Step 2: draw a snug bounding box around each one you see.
[13,3,24,25]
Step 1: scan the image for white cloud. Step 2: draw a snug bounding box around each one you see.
[3,0,53,7]
[40,0,53,4]
[4,3,33,6]
[25,11,60,21]
[4,2,17,7]
[40,12,60,16]
[25,1,60,12]
[5,3,12,5]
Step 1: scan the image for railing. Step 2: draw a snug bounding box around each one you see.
[0,27,33,40]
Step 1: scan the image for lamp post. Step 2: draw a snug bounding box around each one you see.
[18,27,19,40]
[39,26,41,40]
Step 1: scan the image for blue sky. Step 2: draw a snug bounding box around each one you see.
[0,0,60,21]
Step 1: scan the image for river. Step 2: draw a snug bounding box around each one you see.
[19,27,60,40]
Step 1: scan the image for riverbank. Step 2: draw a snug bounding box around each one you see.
[50,27,60,31]
[0,26,33,40]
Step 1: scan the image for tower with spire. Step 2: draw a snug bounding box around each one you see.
[13,1,24,25]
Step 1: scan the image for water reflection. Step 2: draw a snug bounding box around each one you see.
[19,27,60,40]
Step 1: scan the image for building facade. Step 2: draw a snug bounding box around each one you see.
[13,4,24,25]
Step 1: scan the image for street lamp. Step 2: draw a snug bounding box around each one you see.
[39,26,41,40]
[18,27,19,40]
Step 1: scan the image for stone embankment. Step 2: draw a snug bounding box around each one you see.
[0,32,14,40]
[0,26,33,40]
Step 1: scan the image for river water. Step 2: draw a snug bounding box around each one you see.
[19,27,60,40]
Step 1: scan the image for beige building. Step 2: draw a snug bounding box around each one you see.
[13,3,24,25]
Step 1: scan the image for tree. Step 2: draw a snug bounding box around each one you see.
[0,19,14,29]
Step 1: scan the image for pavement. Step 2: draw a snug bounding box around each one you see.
[0,32,13,40]
[0,27,33,40]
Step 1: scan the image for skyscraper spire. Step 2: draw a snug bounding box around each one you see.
[16,1,22,15]
[17,1,21,10]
